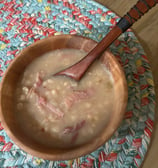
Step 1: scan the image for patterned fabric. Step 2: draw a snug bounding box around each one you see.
[0,0,155,167]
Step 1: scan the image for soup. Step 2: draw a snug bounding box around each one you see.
[14,49,114,148]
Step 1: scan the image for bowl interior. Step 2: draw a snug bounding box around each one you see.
[0,35,128,160]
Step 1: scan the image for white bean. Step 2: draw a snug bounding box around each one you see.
[42,81,47,87]
[51,127,59,133]
[63,82,68,87]
[48,116,56,122]
[88,72,92,76]
[47,79,53,84]
[22,87,29,95]
[51,89,57,96]
[71,82,78,87]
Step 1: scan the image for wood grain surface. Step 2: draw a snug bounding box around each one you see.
[95,0,158,168]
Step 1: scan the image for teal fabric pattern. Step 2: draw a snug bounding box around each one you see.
[0,0,155,167]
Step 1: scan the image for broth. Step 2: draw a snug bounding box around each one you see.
[14,49,114,148]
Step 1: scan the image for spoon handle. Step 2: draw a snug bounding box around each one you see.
[55,0,158,81]
[117,0,158,32]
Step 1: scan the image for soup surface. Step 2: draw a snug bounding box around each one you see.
[14,49,114,148]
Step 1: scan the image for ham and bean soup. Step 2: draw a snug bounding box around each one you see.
[14,49,114,148]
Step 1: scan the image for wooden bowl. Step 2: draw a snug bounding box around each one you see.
[0,35,128,160]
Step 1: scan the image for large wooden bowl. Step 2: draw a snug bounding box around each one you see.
[0,35,128,160]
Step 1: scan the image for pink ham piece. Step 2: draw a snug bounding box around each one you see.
[27,72,43,99]
[62,126,74,134]
[63,120,86,144]
[38,95,47,106]
[71,132,79,144]
[64,88,94,108]
[26,87,35,99]
[26,72,64,118]
[63,120,86,134]
[34,72,43,88]
[75,120,86,131]
[37,95,64,118]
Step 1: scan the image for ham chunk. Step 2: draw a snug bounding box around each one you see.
[37,94,64,118]
[64,89,94,108]
[63,120,86,135]
[26,72,64,119]
[26,72,43,99]
[62,126,74,134]
[63,120,86,144]
[34,72,43,89]
[71,132,79,144]
[75,120,86,131]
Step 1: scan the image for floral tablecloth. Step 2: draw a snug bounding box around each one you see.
[0,0,155,167]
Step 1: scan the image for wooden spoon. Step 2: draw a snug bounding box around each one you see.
[54,0,158,81]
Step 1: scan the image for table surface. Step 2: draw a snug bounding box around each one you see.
[96,1,158,168]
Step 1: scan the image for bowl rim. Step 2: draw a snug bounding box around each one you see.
[0,34,128,160]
